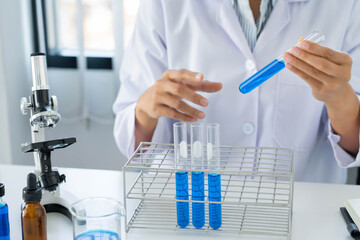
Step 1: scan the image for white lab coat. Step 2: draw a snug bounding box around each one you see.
[113,0,360,184]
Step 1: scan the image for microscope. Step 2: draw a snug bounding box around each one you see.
[20,53,77,220]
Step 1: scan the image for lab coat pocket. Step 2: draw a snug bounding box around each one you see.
[273,74,323,151]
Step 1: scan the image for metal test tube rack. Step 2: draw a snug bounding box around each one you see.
[122,142,294,239]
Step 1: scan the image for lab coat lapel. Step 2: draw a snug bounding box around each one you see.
[253,0,291,54]
[216,0,254,61]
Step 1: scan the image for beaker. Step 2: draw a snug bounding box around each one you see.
[70,197,125,240]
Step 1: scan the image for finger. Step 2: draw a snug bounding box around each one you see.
[297,40,350,65]
[186,81,223,93]
[283,52,336,84]
[160,94,205,119]
[161,80,209,107]
[162,69,203,82]
[285,62,323,90]
[296,37,304,44]
[157,105,197,122]
[288,47,340,77]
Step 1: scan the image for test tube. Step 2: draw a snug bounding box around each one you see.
[239,30,326,94]
[173,122,189,228]
[190,122,205,229]
[207,123,222,230]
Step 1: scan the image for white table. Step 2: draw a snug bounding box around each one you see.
[1,164,360,239]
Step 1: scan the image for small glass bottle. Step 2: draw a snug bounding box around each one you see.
[0,183,10,240]
[21,173,47,240]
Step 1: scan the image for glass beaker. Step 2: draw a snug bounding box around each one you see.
[70,197,125,240]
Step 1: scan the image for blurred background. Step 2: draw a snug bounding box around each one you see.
[0,0,140,170]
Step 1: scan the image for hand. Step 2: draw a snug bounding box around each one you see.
[283,39,353,107]
[136,69,222,134]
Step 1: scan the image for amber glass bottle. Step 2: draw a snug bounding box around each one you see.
[21,173,47,240]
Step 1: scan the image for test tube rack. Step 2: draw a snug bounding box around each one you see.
[122,142,294,239]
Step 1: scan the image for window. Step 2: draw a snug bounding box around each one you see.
[46,0,78,55]
[33,0,138,69]
[83,0,115,53]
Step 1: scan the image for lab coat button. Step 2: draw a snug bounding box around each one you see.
[242,122,254,135]
[245,60,256,71]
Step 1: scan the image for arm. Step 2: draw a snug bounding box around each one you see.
[113,0,169,157]
[283,42,359,156]
[282,1,360,164]
[326,86,360,156]
[282,1,360,161]
[113,0,222,156]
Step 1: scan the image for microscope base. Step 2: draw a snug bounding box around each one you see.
[41,187,77,221]
[44,204,72,221]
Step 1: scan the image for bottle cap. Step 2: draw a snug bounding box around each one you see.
[0,183,4,197]
[22,173,42,202]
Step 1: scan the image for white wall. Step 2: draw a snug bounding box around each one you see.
[0,27,12,165]
[0,0,33,167]
[45,69,126,170]
[0,0,127,170]
[45,117,124,170]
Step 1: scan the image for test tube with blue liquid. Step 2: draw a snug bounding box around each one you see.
[239,31,326,94]
[190,122,205,229]
[206,123,222,230]
[173,122,190,228]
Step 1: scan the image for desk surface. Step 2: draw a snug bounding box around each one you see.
[1,164,360,240]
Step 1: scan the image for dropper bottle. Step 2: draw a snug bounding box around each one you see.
[0,183,10,240]
[21,173,47,240]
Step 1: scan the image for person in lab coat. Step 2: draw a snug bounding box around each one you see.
[113,0,360,184]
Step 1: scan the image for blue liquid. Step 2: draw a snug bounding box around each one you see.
[75,230,120,240]
[239,59,285,94]
[0,203,10,240]
[208,173,222,230]
[191,172,205,229]
[175,171,189,228]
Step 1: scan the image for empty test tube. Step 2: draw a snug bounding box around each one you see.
[207,123,222,230]
[239,30,326,94]
[173,122,190,228]
[190,122,205,229]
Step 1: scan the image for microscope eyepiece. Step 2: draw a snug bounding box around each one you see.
[31,53,49,91]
